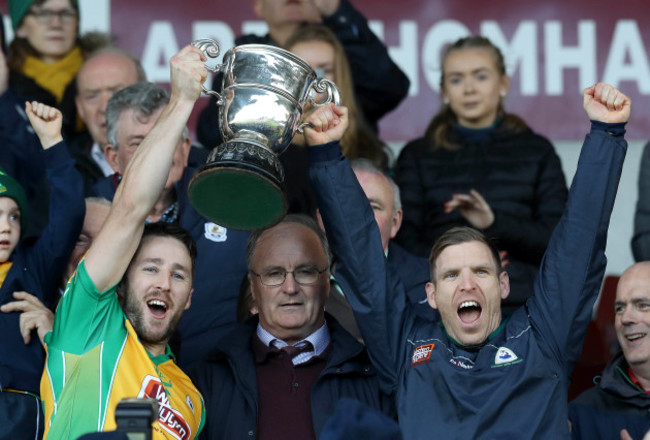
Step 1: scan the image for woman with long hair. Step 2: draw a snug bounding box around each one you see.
[7,0,109,137]
[273,24,391,217]
[286,24,390,169]
[395,35,568,313]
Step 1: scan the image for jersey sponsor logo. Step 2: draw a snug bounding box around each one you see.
[204,222,227,242]
[411,344,435,366]
[492,347,523,368]
[449,358,473,369]
[138,375,192,440]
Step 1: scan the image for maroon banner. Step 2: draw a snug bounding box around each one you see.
[2,0,649,141]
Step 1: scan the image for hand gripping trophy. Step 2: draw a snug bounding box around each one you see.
[188,39,340,230]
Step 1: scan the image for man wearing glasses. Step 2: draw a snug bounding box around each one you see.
[190,107,390,440]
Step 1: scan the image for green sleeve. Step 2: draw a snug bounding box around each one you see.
[45,259,127,355]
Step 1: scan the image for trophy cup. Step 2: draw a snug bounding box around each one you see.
[188,38,341,230]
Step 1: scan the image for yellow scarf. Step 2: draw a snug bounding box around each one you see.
[22,46,83,103]
[0,262,13,287]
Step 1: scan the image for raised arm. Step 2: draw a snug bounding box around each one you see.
[20,102,84,306]
[531,83,630,365]
[305,104,408,394]
[83,46,207,292]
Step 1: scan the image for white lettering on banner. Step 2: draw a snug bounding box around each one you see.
[79,0,110,33]
[421,20,470,93]
[603,20,650,93]
[482,21,538,95]
[544,21,597,95]
[139,18,650,98]
[386,21,419,96]
[142,21,181,83]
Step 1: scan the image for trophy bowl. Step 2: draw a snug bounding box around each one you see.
[188,39,340,230]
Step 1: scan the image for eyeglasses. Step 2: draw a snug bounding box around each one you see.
[27,9,78,25]
[251,267,329,286]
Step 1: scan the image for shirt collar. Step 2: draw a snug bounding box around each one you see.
[90,142,116,177]
[255,321,331,365]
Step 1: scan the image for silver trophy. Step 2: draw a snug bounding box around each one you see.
[188,38,341,230]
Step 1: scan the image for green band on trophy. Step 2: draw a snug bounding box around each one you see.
[188,39,340,231]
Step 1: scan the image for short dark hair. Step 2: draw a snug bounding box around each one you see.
[137,222,197,277]
[429,227,502,282]
[246,214,332,270]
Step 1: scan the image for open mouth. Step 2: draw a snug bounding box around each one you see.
[458,300,482,324]
[147,299,168,318]
[0,240,11,248]
[626,333,646,342]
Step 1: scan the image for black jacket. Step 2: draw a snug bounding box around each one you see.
[569,353,650,440]
[189,314,392,440]
[395,123,568,312]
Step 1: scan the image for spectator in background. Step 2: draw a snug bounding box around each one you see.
[323,158,434,340]
[269,23,393,217]
[8,0,82,136]
[196,0,409,149]
[350,159,433,317]
[0,101,84,440]
[632,142,650,262]
[69,48,145,194]
[93,82,249,367]
[395,36,568,314]
[1,9,52,238]
[0,197,111,378]
[4,1,111,235]
[60,197,110,290]
[286,24,390,169]
[569,262,650,440]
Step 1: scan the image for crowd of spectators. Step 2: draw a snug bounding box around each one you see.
[0,0,647,439]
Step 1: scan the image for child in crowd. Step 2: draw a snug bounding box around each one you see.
[0,101,84,439]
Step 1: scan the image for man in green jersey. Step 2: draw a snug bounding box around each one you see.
[41,45,209,440]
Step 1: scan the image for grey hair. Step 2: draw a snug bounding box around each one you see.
[246,214,332,270]
[105,82,173,149]
[350,158,401,211]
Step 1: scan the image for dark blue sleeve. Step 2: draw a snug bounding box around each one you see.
[26,141,85,306]
[528,122,627,372]
[308,141,410,394]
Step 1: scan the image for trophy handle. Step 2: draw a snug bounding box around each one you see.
[296,79,341,134]
[191,38,224,104]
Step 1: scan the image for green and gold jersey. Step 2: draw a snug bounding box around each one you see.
[41,260,205,440]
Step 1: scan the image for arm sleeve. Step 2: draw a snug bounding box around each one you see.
[485,140,568,264]
[632,141,650,261]
[528,124,626,369]
[309,142,411,394]
[323,0,410,127]
[27,141,85,307]
[46,260,125,355]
